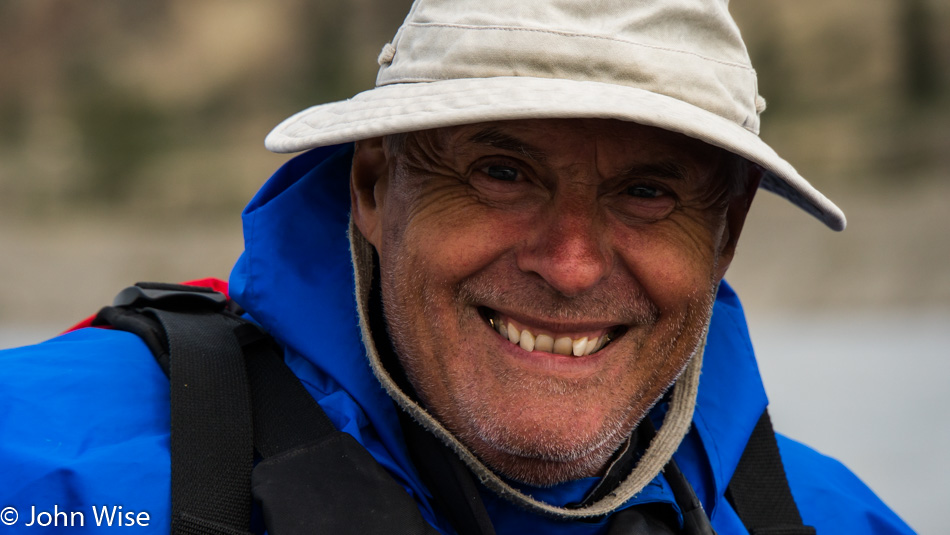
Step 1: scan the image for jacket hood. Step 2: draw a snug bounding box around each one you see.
[230,145,769,524]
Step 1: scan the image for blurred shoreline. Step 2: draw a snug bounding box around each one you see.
[3,175,948,326]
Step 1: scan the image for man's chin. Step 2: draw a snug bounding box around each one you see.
[474,439,617,487]
[457,416,630,487]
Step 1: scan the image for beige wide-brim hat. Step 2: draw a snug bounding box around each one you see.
[266,0,846,231]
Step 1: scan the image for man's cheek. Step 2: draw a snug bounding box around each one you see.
[411,220,516,280]
[620,234,718,302]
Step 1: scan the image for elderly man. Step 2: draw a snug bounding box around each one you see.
[0,0,914,534]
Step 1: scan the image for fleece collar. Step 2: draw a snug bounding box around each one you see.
[229,146,768,522]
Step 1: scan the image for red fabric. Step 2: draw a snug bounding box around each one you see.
[63,278,230,334]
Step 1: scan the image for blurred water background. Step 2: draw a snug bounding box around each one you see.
[1,1,948,532]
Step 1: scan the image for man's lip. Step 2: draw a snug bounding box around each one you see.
[477,306,626,357]
[478,306,623,337]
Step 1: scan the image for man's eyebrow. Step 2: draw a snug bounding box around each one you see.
[467,128,548,162]
[618,161,690,181]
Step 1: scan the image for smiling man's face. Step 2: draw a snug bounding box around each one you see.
[351,118,756,485]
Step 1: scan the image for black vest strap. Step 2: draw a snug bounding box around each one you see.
[157,309,255,535]
[96,283,257,535]
[726,410,816,535]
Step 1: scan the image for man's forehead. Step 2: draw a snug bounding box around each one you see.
[401,118,727,172]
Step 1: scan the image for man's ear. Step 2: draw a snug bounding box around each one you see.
[350,137,390,249]
[714,162,763,280]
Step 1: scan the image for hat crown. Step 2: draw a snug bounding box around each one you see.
[378,0,761,133]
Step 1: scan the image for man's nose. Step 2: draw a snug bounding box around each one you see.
[516,197,612,296]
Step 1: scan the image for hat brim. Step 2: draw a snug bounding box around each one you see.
[265,77,845,231]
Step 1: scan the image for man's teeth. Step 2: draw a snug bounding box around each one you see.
[519,329,535,352]
[490,317,609,356]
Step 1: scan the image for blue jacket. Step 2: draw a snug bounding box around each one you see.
[0,145,914,534]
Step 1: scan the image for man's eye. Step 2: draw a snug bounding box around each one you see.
[625,185,664,198]
[483,165,519,181]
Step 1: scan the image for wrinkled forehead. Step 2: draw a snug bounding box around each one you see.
[391,118,730,178]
